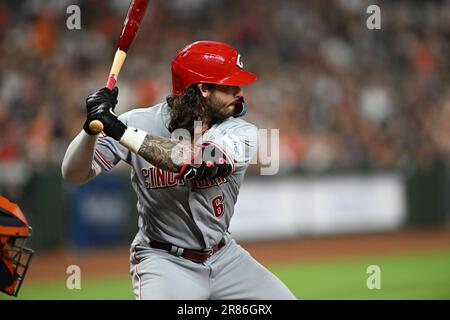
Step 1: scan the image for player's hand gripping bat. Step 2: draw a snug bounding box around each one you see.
[89,0,150,134]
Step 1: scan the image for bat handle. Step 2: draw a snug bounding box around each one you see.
[106,74,118,91]
[88,74,118,134]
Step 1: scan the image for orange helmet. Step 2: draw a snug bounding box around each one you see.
[0,196,34,297]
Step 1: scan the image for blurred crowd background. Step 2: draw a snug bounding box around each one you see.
[0,0,449,249]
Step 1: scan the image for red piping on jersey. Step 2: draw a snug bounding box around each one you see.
[95,149,113,171]
[134,265,142,300]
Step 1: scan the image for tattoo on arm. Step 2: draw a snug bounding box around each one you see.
[138,135,194,172]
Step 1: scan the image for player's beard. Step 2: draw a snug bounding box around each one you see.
[203,93,235,126]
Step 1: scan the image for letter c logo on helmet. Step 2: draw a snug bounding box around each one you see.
[171,41,257,96]
[236,54,244,69]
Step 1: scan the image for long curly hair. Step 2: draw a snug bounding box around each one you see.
[166,84,214,135]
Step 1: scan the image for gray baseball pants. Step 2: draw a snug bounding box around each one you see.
[130,236,297,300]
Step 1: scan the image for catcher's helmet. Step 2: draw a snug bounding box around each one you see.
[171,41,257,96]
[0,196,33,297]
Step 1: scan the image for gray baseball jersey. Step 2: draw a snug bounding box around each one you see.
[93,102,258,250]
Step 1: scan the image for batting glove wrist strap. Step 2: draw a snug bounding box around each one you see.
[104,118,127,141]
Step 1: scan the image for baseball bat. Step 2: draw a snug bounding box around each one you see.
[89,0,150,134]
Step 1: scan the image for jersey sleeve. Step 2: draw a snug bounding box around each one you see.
[203,121,259,174]
[93,112,132,173]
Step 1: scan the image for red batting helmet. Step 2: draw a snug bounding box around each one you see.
[171,41,257,95]
[0,196,33,297]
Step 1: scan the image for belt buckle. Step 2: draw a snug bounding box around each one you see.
[204,248,214,257]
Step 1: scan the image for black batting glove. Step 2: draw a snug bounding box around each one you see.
[174,143,233,181]
[89,104,127,141]
[83,87,118,135]
[83,87,127,140]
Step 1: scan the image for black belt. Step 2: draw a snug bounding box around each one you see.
[149,238,226,263]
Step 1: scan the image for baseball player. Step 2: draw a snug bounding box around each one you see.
[62,41,296,300]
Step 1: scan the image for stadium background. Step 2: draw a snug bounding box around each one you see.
[0,0,449,299]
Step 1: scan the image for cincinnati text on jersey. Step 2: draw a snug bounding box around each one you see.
[141,167,230,189]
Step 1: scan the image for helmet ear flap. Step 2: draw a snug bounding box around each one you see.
[233,97,247,118]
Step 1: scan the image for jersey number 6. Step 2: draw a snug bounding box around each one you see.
[212,195,225,218]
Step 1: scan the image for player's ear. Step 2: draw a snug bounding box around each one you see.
[197,84,211,98]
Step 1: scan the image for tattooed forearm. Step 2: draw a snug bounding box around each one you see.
[137,135,194,172]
